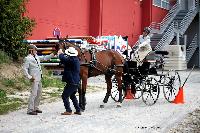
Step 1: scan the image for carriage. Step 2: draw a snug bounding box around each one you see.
[111,50,181,106]
[57,39,182,109]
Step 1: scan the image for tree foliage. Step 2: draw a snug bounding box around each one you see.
[0,0,35,60]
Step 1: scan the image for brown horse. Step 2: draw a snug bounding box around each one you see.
[59,41,124,110]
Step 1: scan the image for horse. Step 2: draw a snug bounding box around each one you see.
[58,41,125,110]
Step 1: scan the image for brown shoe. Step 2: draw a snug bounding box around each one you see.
[61,112,72,115]
[27,111,37,115]
[74,112,81,115]
[35,110,42,113]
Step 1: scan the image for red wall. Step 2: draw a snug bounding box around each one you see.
[152,6,168,23]
[141,0,152,30]
[102,0,142,45]
[26,0,90,39]
[89,0,102,36]
[25,0,169,45]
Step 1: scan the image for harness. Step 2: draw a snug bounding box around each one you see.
[62,42,124,77]
[81,49,124,77]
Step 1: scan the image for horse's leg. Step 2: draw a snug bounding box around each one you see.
[78,83,84,111]
[115,67,123,107]
[79,78,87,111]
[100,74,112,108]
[79,69,88,111]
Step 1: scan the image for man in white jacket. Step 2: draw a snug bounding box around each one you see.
[23,44,54,115]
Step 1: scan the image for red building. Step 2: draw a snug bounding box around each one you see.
[26,0,173,46]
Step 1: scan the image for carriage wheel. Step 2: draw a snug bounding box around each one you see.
[163,70,181,103]
[142,77,160,106]
[111,77,126,102]
[132,81,144,99]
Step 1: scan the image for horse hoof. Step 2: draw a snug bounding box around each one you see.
[100,105,104,108]
[116,103,122,108]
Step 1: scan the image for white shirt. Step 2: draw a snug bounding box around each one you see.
[139,35,150,45]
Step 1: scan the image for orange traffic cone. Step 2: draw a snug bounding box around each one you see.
[125,86,134,99]
[172,86,184,104]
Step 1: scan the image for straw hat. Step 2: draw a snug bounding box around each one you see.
[28,44,37,50]
[65,47,78,56]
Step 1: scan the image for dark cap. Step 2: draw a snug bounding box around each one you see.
[143,27,150,34]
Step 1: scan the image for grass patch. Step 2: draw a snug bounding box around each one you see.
[1,79,15,87]
[0,101,22,115]
[0,90,24,115]
[0,89,8,104]
[0,52,66,114]
[41,67,65,89]
[0,50,12,64]
[42,75,65,89]
[45,92,61,97]
[1,77,30,92]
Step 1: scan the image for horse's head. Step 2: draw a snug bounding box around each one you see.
[58,41,82,57]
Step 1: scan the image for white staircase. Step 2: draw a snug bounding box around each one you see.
[132,0,199,70]
[164,34,198,70]
[164,45,187,70]
[152,0,199,70]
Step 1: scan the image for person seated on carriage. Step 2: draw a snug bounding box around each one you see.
[123,27,152,75]
[136,27,152,74]
[122,27,152,95]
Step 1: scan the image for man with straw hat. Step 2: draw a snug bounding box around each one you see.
[58,47,81,115]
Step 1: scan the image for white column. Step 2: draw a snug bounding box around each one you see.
[199,3,200,67]
[176,32,180,45]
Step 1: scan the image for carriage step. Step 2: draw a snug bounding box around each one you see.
[155,74,165,76]
[148,73,165,77]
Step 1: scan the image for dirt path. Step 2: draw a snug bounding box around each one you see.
[0,70,200,133]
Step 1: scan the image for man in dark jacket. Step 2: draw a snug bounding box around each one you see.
[57,47,81,115]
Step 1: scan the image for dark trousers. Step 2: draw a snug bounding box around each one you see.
[62,84,80,112]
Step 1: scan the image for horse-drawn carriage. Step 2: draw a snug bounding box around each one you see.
[58,39,181,110]
[111,50,181,106]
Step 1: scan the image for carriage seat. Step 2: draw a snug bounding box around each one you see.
[144,50,168,62]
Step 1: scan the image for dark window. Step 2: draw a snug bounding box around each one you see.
[153,0,170,10]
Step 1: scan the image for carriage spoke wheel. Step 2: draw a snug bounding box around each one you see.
[133,81,144,99]
[142,77,160,106]
[163,70,181,103]
[111,77,126,102]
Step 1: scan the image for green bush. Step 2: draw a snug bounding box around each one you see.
[0,0,35,60]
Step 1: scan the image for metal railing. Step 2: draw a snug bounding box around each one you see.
[150,1,181,34]
[186,34,198,62]
[154,22,174,50]
[179,1,198,35]
[154,0,198,50]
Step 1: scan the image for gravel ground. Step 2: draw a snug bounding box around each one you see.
[0,69,200,133]
[167,69,200,133]
[168,108,200,133]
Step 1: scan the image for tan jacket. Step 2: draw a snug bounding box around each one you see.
[22,54,52,82]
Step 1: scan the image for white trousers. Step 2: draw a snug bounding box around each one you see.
[27,81,42,113]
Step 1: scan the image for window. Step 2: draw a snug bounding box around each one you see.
[153,0,170,10]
